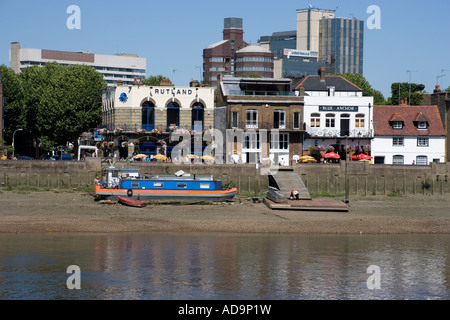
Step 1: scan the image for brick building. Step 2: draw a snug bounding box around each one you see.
[203,18,274,88]
[421,85,450,162]
[215,75,304,165]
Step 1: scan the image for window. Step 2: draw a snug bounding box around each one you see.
[416,156,428,165]
[270,133,289,150]
[417,137,429,147]
[293,112,300,129]
[177,183,187,188]
[245,109,258,128]
[131,182,139,188]
[393,155,404,165]
[355,114,365,128]
[392,121,403,129]
[244,133,260,150]
[393,137,404,146]
[200,183,210,189]
[417,121,428,130]
[141,101,155,131]
[273,110,286,129]
[310,113,320,127]
[191,102,204,131]
[232,111,239,128]
[325,114,335,128]
[154,182,164,188]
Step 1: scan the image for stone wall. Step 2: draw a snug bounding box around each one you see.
[1,158,449,197]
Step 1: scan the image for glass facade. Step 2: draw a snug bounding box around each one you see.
[319,18,364,74]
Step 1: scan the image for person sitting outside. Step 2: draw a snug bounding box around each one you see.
[290,189,299,200]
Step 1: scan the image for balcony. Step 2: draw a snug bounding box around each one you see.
[304,124,373,139]
[229,90,297,97]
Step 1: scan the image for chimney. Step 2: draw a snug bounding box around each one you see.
[434,85,441,93]
[299,84,305,97]
[318,66,326,82]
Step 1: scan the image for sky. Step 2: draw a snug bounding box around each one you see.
[0,0,449,99]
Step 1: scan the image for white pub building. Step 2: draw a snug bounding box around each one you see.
[294,67,374,158]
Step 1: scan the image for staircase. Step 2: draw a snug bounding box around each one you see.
[269,169,311,200]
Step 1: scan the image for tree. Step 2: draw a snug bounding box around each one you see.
[1,63,106,157]
[0,65,26,147]
[334,73,385,104]
[390,82,425,106]
[445,86,450,92]
[142,75,171,86]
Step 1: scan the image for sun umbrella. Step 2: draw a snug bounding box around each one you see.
[184,154,199,159]
[351,153,373,160]
[201,155,215,162]
[132,154,148,159]
[323,152,340,159]
[153,154,167,160]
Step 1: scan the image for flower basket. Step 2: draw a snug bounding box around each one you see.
[107,141,115,149]
[151,128,163,135]
[97,128,107,135]
[113,128,123,135]
[135,128,146,134]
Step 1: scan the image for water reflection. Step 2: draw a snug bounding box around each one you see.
[0,233,449,299]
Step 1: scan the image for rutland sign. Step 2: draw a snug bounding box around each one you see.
[319,106,359,112]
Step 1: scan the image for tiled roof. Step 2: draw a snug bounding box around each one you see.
[293,75,362,92]
[373,105,445,136]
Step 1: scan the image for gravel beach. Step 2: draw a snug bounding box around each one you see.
[1,190,450,234]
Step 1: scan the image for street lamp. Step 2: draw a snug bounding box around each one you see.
[12,128,23,159]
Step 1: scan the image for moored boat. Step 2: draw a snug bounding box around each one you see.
[94,165,237,202]
[118,196,148,207]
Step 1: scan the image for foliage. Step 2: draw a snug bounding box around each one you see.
[142,75,171,86]
[445,86,450,92]
[0,63,106,156]
[334,73,385,104]
[390,82,425,106]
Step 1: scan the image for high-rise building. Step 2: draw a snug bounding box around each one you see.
[260,7,364,78]
[9,42,146,86]
[297,7,364,74]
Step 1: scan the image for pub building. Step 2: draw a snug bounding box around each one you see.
[293,67,374,160]
[100,79,215,160]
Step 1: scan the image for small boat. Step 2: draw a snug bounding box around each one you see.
[95,165,237,202]
[118,196,147,208]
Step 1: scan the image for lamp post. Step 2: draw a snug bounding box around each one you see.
[12,128,23,159]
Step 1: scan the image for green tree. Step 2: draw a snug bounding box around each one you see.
[391,82,425,106]
[0,65,26,146]
[334,73,385,104]
[445,86,450,92]
[142,75,171,86]
[1,63,106,157]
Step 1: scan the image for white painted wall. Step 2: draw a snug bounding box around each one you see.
[372,136,445,164]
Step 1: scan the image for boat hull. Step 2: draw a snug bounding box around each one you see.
[95,186,238,202]
[118,196,148,207]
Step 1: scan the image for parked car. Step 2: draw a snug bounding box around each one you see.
[17,156,34,160]
[51,155,74,161]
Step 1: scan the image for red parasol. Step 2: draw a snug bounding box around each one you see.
[323,152,341,159]
[351,153,373,160]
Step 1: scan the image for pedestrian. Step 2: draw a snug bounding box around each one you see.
[290,189,299,200]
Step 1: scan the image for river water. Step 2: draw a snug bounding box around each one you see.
[0,233,449,300]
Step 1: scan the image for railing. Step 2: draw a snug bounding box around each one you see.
[304,125,373,139]
[229,90,297,97]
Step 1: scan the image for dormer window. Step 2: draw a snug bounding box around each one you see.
[392,121,403,129]
[417,121,428,130]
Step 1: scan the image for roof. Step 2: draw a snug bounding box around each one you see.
[205,40,228,49]
[236,45,272,54]
[293,75,362,92]
[373,105,445,137]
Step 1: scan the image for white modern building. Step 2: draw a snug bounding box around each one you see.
[9,42,146,86]
[294,67,373,158]
[372,105,445,165]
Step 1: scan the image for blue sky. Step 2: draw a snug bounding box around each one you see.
[0,0,449,99]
